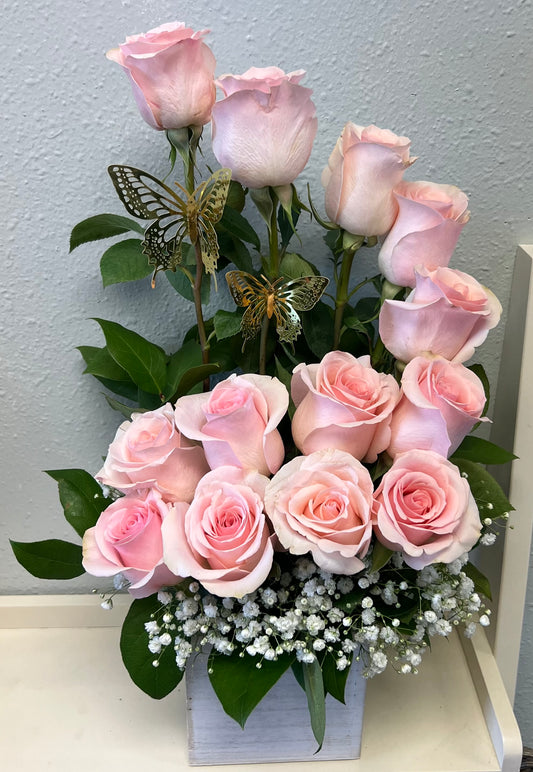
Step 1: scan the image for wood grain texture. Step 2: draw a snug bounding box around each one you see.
[186,651,366,766]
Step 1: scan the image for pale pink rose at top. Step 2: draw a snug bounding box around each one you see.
[291,351,400,463]
[379,266,502,364]
[162,466,273,597]
[174,373,288,476]
[96,404,209,503]
[211,66,317,188]
[106,22,216,129]
[378,181,470,287]
[373,449,481,569]
[322,123,415,236]
[387,356,488,459]
[82,489,181,598]
[264,449,374,574]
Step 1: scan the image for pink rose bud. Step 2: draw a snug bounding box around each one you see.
[373,449,482,569]
[211,67,317,188]
[379,266,502,363]
[106,22,216,129]
[387,356,488,458]
[96,404,209,503]
[82,489,181,598]
[322,123,415,236]
[378,181,470,287]
[264,449,374,574]
[162,467,273,597]
[291,351,400,463]
[174,373,288,476]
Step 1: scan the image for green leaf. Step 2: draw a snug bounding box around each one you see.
[93,318,167,396]
[78,345,131,382]
[120,595,184,699]
[46,468,111,537]
[468,364,490,416]
[100,239,152,287]
[371,541,394,572]
[225,181,246,212]
[70,213,144,252]
[250,188,275,231]
[172,363,220,400]
[452,436,516,465]
[165,266,210,304]
[217,232,254,272]
[302,658,326,751]
[343,313,372,336]
[214,309,243,341]
[219,205,261,250]
[10,539,84,579]
[208,650,294,728]
[452,458,514,520]
[279,252,317,279]
[302,301,334,359]
[104,393,142,418]
[463,562,493,601]
[322,652,350,703]
[95,376,140,402]
[165,341,202,393]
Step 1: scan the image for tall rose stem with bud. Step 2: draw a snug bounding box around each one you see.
[176,129,211,380]
[333,234,365,349]
[257,192,281,374]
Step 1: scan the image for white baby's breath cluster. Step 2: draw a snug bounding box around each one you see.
[144,550,490,678]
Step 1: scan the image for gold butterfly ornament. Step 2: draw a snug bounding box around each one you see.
[107,165,232,286]
[226,270,329,345]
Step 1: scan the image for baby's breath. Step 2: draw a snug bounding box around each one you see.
[144,551,491,679]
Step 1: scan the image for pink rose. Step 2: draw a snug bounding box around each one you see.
[373,449,481,569]
[291,352,400,462]
[106,22,216,129]
[211,67,317,188]
[322,123,415,236]
[387,356,487,458]
[96,404,209,503]
[378,181,470,287]
[82,489,180,598]
[379,266,502,363]
[174,373,288,476]
[264,449,374,574]
[162,466,273,597]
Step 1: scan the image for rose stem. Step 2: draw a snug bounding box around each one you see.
[333,249,355,349]
[268,192,280,278]
[185,131,210,389]
[333,235,365,349]
[259,315,270,375]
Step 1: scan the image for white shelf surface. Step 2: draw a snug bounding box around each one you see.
[0,595,523,772]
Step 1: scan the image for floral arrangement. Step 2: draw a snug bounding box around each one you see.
[11,21,514,749]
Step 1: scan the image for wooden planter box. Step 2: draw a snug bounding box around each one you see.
[185,651,366,766]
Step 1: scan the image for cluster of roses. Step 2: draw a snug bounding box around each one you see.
[80,21,505,604]
[107,21,475,258]
[83,339,494,600]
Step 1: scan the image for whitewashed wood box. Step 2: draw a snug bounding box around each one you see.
[185,651,367,766]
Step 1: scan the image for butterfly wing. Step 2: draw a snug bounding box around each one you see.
[280,276,330,311]
[194,169,232,275]
[226,271,270,341]
[196,168,232,225]
[273,276,330,343]
[108,165,187,220]
[108,165,189,281]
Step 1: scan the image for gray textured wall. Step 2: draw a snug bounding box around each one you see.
[2,0,533,746]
